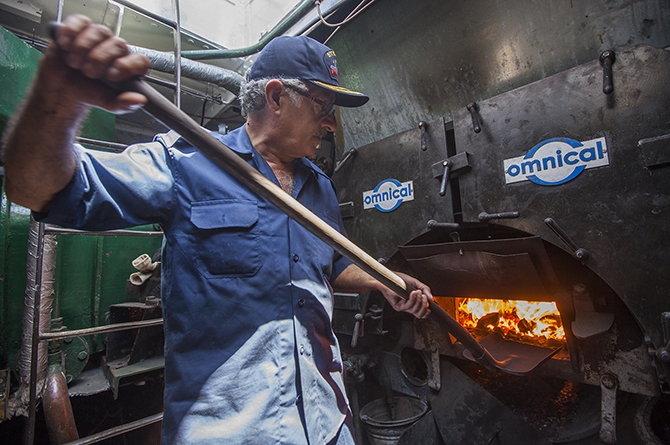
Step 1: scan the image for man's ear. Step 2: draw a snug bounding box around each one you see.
[265,80,284,113]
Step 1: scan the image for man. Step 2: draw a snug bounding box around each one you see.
[2,15,433,444]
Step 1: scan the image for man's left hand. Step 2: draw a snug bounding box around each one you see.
[379,272,433,319]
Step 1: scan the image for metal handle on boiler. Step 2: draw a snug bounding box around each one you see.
[599,50,616,95]
[351,313,364,348]
[467,102,482,133]
[439,160,452,196]
[334,148,357,174]
[427,220,460,231]
[544,217,589,260]
[478,211,520,222]
[418,121,428,150]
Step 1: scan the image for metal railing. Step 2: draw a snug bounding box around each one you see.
[24,224,164,445]
[63,413,163,445]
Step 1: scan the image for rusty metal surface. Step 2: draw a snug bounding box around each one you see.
[43,366,79,444]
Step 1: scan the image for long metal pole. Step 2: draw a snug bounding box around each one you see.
[171,0,182,108]
[40,319,164,341]
[24,221,45,445]
[44,227,162,237]
[63,413,163,445]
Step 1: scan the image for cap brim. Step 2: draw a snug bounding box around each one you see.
[309,80,369,107]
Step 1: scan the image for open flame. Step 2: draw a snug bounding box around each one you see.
[457,298,566,348]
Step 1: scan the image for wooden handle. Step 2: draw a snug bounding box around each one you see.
[102,78,515,373]
[48,22,522,373]
[46,21,407,297]
[125,78,411,298]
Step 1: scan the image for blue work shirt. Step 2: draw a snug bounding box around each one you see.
[37,125,353,444]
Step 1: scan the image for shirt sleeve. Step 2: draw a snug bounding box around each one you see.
[331,251,353,283]
[34,140,175,231]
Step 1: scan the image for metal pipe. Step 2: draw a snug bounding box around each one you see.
[129,46,244,95]
[144,75,225,104]
[63,413,162,445]
[113,0,243,105]
[56,0,64,22]
[40,319,164,341]
[180,0,315,60]
[44,227,162,237]
[322,0,377,44]
[21,220,51,444]
[43,356,79,444]
[171,0,182,108]
[111,0,176,28]
[76,137,128,153]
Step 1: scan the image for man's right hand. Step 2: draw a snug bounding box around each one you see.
[48,14,151,114]
[1,14,151,211]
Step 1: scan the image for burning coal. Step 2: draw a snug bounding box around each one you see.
[457,298,566,348]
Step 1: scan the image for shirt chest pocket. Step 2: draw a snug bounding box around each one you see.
[190,200,261,277]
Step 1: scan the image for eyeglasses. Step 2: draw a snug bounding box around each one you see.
[283,83,335,117]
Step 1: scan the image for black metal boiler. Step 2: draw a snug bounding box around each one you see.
[330,45,670,445]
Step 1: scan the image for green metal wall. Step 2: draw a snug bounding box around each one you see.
[0,26,163,370]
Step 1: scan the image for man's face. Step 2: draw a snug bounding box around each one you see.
[279,84,337,160]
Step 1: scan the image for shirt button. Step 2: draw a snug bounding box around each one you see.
[299,345,305,355]
[298,299,305,308]
[292,254,300,262]
[295,394,302,404]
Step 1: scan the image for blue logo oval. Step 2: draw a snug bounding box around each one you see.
[503,137,609,186]
[363,179,415,212]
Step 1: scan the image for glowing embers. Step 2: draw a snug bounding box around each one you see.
[457,298,566,348]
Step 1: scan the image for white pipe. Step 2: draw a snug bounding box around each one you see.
[129,46,244,95]
[8,219,57,418]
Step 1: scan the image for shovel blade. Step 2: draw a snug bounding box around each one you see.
[463,332,561,375]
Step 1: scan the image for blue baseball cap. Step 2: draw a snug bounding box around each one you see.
[248,35,369,108]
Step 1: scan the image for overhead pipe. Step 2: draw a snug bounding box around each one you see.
[128,46,244,95]
[171,0,182,108]
[180,0,316,60]
[113,0,243,96]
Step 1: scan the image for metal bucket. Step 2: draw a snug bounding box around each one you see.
[359,397,428,445]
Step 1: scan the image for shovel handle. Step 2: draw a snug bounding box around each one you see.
[129,77,498,368]
[50,20,503,370]
[125,77,411,295]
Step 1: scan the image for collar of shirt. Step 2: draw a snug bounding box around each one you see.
[156,125,325,187]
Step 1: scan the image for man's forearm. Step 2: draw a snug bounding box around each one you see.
[1,53,85,212]
[332,264,434,319]
[2,15,152,212]
[332,264,381,293]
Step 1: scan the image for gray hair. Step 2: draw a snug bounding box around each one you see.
[238,76,307,118]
